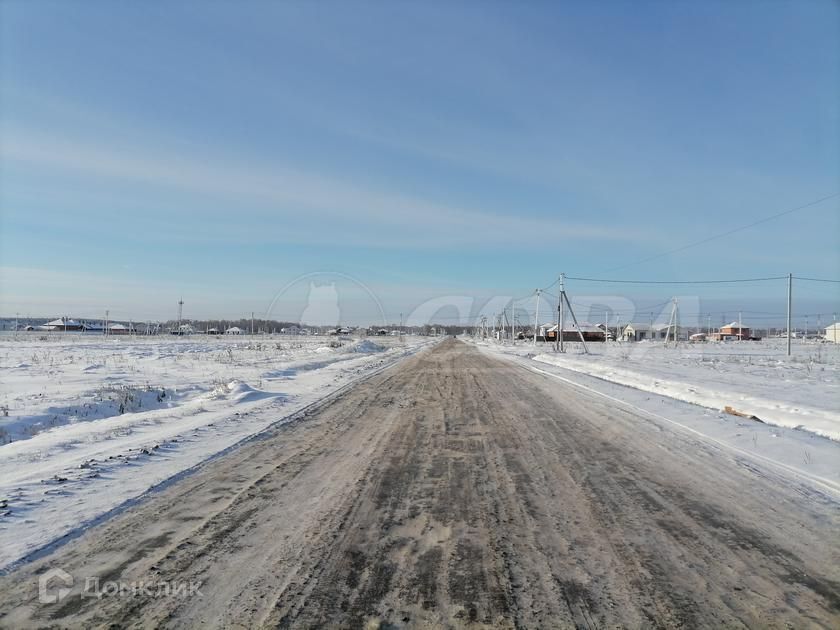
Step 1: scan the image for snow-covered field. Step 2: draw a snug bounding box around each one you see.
[0,332,434,570]
[476,337,840,439]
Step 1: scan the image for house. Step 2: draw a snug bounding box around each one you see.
[206,328,222,335]
[825,323,840,343]
[42,317,84,331]
[170,324,195,336]
[689,332,707,342]
[225,326,244,335]
[108,323,131,335]
[543,322,606,342]
[621,323,654,342]
[596,323,614,341]
[621,323,683,342]
[711,322,758,341]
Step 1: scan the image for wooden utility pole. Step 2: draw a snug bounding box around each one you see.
[534,289,541,347]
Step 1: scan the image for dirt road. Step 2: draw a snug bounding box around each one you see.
[1,339,838,628]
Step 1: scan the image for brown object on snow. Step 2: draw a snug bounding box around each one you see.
[724,405,762,421]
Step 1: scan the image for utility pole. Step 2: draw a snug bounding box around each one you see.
[707,314,711,337]
[605,310,609,342]
[556,273,589,353]
[534,289,541,347]
[786,273,792,356]
[556,276,564,352]
[177,299,184,335]
[738,310,743,341]
[251,311,255,335]
[511,303,516,344]
[105,309,109,336]
[665,298,679,346]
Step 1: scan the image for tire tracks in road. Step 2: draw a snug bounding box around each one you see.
[1,339,838,628]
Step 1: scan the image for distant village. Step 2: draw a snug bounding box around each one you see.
[480,319,840,344]
[1,315,838,343]
[0,316,460,338]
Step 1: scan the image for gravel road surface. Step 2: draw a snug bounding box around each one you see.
[1,339,838,628]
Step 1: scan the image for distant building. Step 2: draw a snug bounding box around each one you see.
[711,322,758,341]
[825,323,840,343]
[543,322,606,342]
[621,323,654,341]
[621,323,682,342]
[42,317,83,331]
[225,326,244,335]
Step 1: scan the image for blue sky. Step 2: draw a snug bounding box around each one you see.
[1,0,838,324]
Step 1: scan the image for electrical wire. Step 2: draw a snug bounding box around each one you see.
[603,192,840,272]
[564,276,787,285]
[793,276,840,284]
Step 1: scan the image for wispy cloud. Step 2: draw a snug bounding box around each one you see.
[1,128,658,248]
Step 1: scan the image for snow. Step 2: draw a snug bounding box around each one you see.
[474,338,840,440]
[0,333,434,570]
[472,338,840,496]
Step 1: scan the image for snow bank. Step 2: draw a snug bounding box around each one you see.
[479,339,840,441]
[350,339,386,353]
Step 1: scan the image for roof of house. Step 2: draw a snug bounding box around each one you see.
[624,323,678,332]
[546,322,603,333]
[825,322,840,330]
[45,318,81,327]
[722,321,749,329]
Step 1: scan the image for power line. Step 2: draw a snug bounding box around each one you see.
[565,275,786,285]
[793,276,840,284]
[604,192,840,272]
[510,278,562,303]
